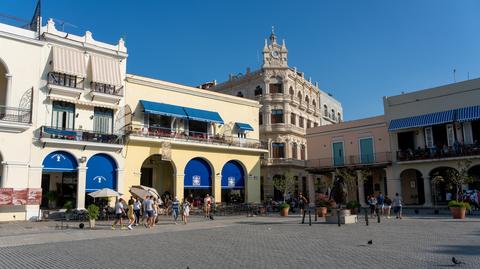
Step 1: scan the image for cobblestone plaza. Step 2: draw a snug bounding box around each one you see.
[0,215,479,268]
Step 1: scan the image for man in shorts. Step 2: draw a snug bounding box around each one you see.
[112,198,126,230]
[143,196,154,228]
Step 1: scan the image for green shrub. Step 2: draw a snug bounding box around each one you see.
[278,203,290,209]
[45,191,57,201]
[63,200,74,212]
[346,200,361,209]
[448,200,471,210]
[87,204,100,220]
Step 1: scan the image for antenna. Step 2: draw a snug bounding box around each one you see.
[467,72,470,80]
[453,69,456,82]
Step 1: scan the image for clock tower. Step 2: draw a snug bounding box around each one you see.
[262,27,288,69]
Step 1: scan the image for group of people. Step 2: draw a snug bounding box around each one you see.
[367,192,403,219]
[446,189,480,211]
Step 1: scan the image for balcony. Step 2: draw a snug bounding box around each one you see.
[396,144,480,163]
[299,102,307,111]
[38,126,123,150]
[89,82,123,104]
[0,105,31,132]
[261,158,306,167]
[307,152,392,172]
[262,123,305,135]
[290,96,299,107]
[47,72,84,98]
[127,125,268,151]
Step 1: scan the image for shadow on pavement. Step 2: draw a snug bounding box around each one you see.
[435,245,480,256]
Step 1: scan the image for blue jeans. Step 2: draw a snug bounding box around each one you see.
[173,209,179,221]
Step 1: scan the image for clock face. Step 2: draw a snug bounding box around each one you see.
[271,50,280,59]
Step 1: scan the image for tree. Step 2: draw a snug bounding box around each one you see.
[446,159,473,200]
[334,167,358,202]
[272,171,297,203]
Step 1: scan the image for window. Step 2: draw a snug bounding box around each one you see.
[254,86,263,96]
[300,145,306,160]
[305,95,309,104]
[289,87,294,96]
[297,92,302,102]
[51,101,75,129]
[314,122,318,127]
[312,100,316,108]
[272,143,285,158]
[292,143,298,159]
[299,116,304,128]
[337,112,341,122]
[271,109,284,124]
[307,119,312,129]
[424,127,434,148]
[324,105,328,116]
[331,109,336,120]
[290,113,296,125]
[269,83,283,94]
[93,107,114,134]
[259,112,263,125]
[236,91,244,97]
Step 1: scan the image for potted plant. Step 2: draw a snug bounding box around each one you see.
[316,200,330,217]
[346,200,360,214]
[86,204,100,228]
[63,200,74,220]
[448,200,471,219]
[45,191,58,209]
[278,202,290,216]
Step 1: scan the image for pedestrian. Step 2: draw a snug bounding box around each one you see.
[204,194,212,219]
[143,196,154,228]
[182,198,190,225]
[210,195,216,220]
[133,197,141,226]
[377,192,385,217]
[127,198,135,230]
[446,191,452,203]
[368,195,377,218]
[393,193,403,219]
[384,196,392,218]
[152,197,159,226]
[112,198,126,230]
[298,193,308,216]
[171,196,180,224]
[140,196,149,225]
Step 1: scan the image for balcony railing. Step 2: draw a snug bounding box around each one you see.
[0,105,31,124]
[39,126,123,144]
[48,72,83,89]
[396,144,480,162]
[307,152,392,169]
[127,125,267,150]
[261,158,306,167]
[91,82,123,96]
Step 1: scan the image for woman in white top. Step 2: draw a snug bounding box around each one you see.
[182,198,190,224]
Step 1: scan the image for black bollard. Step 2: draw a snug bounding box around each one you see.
[337,208,341,227]
[302,209,306,224]
[309,208,312,226]
[376,208,381,223]
[314,207,318,222]
[365,207,369,226]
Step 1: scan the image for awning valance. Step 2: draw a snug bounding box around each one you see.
[388,109,455,131]
[183,107,224,124]
[140,100,189,119]
[91,55,123,87]
[457,105,480,122]
[235,122,254,132]
[52,46,87,77]
[221,161,245,189]
[42,151,78,173]
[184,158,212,189]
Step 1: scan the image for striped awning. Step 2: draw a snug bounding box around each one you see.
[91,55,123,87]
[388,109,455,131]
[52,46,87,77]
[457,105,480,122]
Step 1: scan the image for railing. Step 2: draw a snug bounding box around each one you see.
[261,158,306,167]
[397,144,480,161]
[307,152,392,169]
[0,105,31,123]
[39,126,123,144]
[91,82,123,96]
[48,72,83,89]
[127,125,267,149]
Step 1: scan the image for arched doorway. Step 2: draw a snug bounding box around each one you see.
[272,174,284,201]
[41,151,78,208]
[221,160,245,204]
[468,165,480,190]
[85,154,117,206]
[0,58,8,107]
[430,167,457,205]
[400,169,425,205]
[140,155,175,199]
[184,158,212,203]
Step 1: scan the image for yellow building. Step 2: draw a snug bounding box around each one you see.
[122,75,267,203]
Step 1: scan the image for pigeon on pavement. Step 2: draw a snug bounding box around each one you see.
[452,257,465,265]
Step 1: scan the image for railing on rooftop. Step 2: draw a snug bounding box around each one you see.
[127,124,267,150]
[307,152,392,169]
[39,126,123,144]
[396,144,480,162]
[0,105,31,124]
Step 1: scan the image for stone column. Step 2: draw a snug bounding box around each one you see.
[76,166,87,209]
[175,174,184,201]
[423,177,433,207]
[116,168,125,195]
[307,174,315,207]
[356,170,366,207]
[214,174,222,203]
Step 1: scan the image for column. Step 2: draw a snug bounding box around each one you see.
[423,177,432,207]
[175,174,184,201]
[76,166,87,209]
[356,170,366,207]
[116,168,125,196]
[0,162,6,188]
[214,174,222,203]
[307,174,315,207]
[4,74,12,107]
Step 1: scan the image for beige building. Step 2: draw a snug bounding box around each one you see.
[385,79,480,206]
[209,30,342,200]
[306,116,392,205]
[123,75,266,204]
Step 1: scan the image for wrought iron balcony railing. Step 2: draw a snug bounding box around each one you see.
[396,144,480,162]
[0,105,31,124]
[307,152,392,169]
[48,72,83,89]
[39,126,123,144]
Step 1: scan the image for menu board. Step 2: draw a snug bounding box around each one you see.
[12,188,28,205]
[0,188,13,205]
[27,188,42,205]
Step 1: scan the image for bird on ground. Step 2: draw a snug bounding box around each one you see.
[367,240,373,245]
[452,257,465,265]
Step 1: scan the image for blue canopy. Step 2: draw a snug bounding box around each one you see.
[183,107,224,124]
[140,100,188,119]
[184,158,212,189]
[388,109,455,131]
[235,122,254,132]
[86,154,117,192]
[457,105,480,122]
[42,151,77,172]
[221,161,245,189]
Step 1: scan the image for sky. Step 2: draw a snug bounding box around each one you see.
[2,0,480,120]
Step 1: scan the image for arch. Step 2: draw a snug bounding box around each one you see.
[323,104,328,116]
[86,153,117,192]
[221,160,245,189]
[140,154,176,197]
[337,112,342,122]
[468,164,480,190]
[429,166,457,204]
[305,95,309,104]
[184,157,213,189]
[400,169,425,205]
[312,99,316,108]
[289,86,294,96]
[297,91,302,101]
[42,150,78,172]
[0,58,9,107]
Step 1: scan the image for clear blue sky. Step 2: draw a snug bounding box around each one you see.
[2,0,480,120]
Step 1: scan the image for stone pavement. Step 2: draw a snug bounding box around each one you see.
[0,214,479,269]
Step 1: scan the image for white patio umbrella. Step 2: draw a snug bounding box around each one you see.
[129,185,162,205]
[88,188,123,198]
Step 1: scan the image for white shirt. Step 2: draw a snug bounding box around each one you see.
[115,202,124,214]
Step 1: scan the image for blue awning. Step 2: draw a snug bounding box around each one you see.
[42,151,78,172]
[140,100,188,119]
[183,107,224,124]
[235,122,254,132]
[184,158,212,189]
[221,161,245,189]
[388,109,455,131]
[457,105,480,122]
[43,127,76,137]
[86,154,117,192]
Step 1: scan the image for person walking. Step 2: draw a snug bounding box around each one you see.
[127,198,135,230]
[143,196,154,228]
[393,193,403,219]
[152,197,159,226]
[204,194,212,219]
[182,198,190,225]
[171,196,180,224]
[298,193,308,216]
[133,197,141,226]
[384,196,392,218]
[377,192,385,217]
[368,195,377,218]
[112,198,126,230]
[140,196,149,225]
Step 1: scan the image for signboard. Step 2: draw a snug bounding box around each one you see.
[227,177,236,187]
[12,189,28,205]
[0,188,13,205]
[192,175,201,186]
[27,188,42,205]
